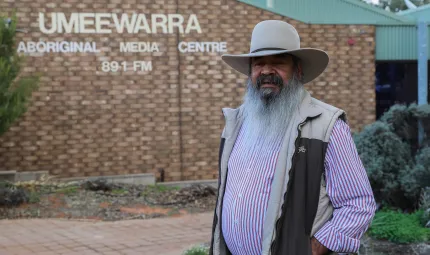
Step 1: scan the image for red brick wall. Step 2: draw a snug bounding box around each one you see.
[0,0,376,181]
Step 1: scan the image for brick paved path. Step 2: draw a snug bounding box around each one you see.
[0,212,213,255]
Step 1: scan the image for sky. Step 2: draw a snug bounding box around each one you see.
[365,0,380,4]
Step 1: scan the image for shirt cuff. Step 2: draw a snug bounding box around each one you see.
[313,221,361,253]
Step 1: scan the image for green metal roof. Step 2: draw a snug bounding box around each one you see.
[238,0,412,25]
[397,4,430,22]
[236,0,429,60]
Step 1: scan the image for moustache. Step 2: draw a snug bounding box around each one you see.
[256,74,284,89]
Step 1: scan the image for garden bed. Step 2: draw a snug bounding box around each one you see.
[0,179,216,221]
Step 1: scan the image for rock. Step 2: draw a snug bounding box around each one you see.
[65,181,82,187]
[82,179,116,192]
[411,243,430,255]
[146,184,217,206]
[359,235,430,255]
[57,183,67,188]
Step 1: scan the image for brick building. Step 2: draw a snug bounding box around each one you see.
[0,0,419,181]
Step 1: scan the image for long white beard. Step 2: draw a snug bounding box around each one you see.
[241,77,305,155]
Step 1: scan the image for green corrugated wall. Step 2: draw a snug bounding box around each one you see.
[376,25,430,60]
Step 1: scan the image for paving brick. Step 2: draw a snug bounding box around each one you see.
[0,213,212,255]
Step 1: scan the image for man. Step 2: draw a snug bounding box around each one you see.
[209,20,376,255]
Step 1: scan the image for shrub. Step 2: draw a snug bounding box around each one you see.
[380,103,430,150]
[419,187,430,227]
[182,245,209,255]
[369,209,430,244]
[353,121,413,208]
[0,181,29,206]
[0,14,39,136]
[400,148,430,203]
[354,103,430,209]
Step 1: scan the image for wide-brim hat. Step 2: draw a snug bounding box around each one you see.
[221,20,329,84]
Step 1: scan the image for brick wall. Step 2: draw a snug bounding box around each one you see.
[0,0,376,181]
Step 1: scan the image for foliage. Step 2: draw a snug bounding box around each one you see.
[111,188,129,195]
[0,14,38,136]
[380,104,430,150]
[419,187,430,227]
[353,121,413,208]
[28,191,41,203]
[385,0,430,12]
[146,184,180,193]
[182,245,209,255]
[354,103,430,209]
[369,209,430,244]
[55,186,78,195]
[359,0,430,12]
[400,147,430,202]
[0,181,29,206]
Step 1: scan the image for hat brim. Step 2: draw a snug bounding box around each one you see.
[221,48,329,84]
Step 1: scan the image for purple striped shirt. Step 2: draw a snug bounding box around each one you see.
[222,119,376,254]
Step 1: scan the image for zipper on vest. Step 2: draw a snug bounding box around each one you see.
[270,119,307,254]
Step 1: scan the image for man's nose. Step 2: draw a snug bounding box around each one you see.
[261,64,275,74]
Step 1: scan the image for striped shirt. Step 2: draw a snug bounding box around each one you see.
[221,119,376,254]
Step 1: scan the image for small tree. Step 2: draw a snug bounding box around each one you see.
[0,14,38,136]
[354,103,430,210]
[360,0,430,12]
[353,121,413,208]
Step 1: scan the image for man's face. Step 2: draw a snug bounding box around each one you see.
[250,54,295,98]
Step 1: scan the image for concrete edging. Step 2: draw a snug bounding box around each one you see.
[59,173,156,186]
[159,179,218,188]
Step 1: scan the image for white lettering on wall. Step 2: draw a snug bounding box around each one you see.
[151,14,168,34]
[79,13,96,33]
[17,41,100,53]
[178,41,227,53]
[168,14,184,34]
[39,12,202,34]
[120,42,159,52]
[133,14,151,33]
[57,13,79,33]
[112,14,137,33]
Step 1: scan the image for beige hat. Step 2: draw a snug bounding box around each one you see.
[221,20,329,84]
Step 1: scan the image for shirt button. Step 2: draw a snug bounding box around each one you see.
[235,219,238,224]
[238,193,242,198]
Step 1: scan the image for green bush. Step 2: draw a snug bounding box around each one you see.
[0,181,29,206]
[353,121,413,208]
[401,148,430,202]
[380,103,430,149]
[55,186,78,195]
[28,191,41,203]
[182,245,209,255]
[419,187,430,227]
[369,209,430,244]
[354,103,430,209]
[0,14,38,136]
